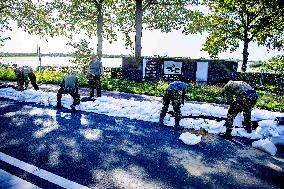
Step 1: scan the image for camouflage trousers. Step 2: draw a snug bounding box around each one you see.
[57,87,80,107]
[16,72,39,91]
[160,89,182,126]
[89,75,101,97]
[226,90,258,132]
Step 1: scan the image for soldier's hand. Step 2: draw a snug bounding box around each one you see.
[17,86,24,91]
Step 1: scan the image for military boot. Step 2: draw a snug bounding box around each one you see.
[70,104,76,111]
[173,125,183,131]
[220,128,233,140]
[56,101,63,109]
[90,90,94,98]
[159,117,165,127]
[244,123,252,133]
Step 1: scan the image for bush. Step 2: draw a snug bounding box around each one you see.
[256,91,284,111]
[0,67,16,81]
[35,71,65,85]
[239,72,283,90]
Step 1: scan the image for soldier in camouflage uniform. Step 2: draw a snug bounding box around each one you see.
[14,66,39,91]
[159,80,188,130]
[222,80,258,139]
[88,55,103,98]
[57,73,80,111]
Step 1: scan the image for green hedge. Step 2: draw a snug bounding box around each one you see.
[239,72,284,92]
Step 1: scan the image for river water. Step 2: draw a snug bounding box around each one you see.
[0,56,258,72]
[0,57,122,69]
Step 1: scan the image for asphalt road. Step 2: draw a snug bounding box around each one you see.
[0,97,283,189]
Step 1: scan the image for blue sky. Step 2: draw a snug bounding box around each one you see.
[1,22,284,61]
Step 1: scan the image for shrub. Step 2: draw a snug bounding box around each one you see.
[0,67,16,81]
[35,71,65,85]
[256,91,284,111]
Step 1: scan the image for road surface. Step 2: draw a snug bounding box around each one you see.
[0,97,283,189]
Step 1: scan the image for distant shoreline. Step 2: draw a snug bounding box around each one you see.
[0,56,68,58]
[0,53,126,58]
[0,56,123,68]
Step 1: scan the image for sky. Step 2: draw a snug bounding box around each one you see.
[1,22,284,61]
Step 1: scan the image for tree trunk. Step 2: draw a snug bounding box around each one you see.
[242,29,249,72]
[96,4,103,60]
[135,0,143,66]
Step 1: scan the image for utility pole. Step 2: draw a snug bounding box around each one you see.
[37,45,42,73]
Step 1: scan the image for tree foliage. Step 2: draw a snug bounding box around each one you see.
[263,55,284,74]
[0,0,63,47]
[50,0,118,62]
[114,0,198,54]
[183,0,284,71]
[67,39,94,72]
[58,0,117,41]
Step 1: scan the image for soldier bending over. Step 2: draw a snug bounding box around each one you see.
[14,66,39,91]
[57,73,80,111]
[221,80,258,139]
[159,79,188,130]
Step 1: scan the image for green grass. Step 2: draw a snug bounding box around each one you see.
[256,91,284,111]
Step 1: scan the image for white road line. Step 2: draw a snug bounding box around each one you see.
[0,168,41,189]
[0,152,90,189]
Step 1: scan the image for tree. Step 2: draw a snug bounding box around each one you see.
[260,55,284,90]
[263,55,284,74]
[135,0,143,65]
[0,0,63,47]
[183,0,284,72]
[114,0,198,79]
[50,0,117,69]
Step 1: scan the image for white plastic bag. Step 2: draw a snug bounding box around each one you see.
[252,139,277,156]
[179,132,202,145]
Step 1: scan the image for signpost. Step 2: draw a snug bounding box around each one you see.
[37,45,42,73]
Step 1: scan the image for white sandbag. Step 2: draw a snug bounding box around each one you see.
[250,133,263,140]
[233,113,243,127]
[255,126,269,136]
[275,126,284,135]
[252,110,276,121]
[231,128,252,138]
[252,139,277,156]
[258,120,277,128]
[179,132,202,145]
[271,136,284,145]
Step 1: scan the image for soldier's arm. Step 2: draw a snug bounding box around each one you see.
[75,77,79,88]
[181,90,186,105]
[223,89,233,104]
[59,78,65,88]
[75,77,79,93]
[100,62,104,75]
[86,63,91,78]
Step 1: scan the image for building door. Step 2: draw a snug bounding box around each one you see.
[196,62,208,83]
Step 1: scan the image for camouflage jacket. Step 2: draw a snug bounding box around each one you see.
[14,66,32,81]
[88,60,103,76]
[61,74,78,92]
[223,80,254,104]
